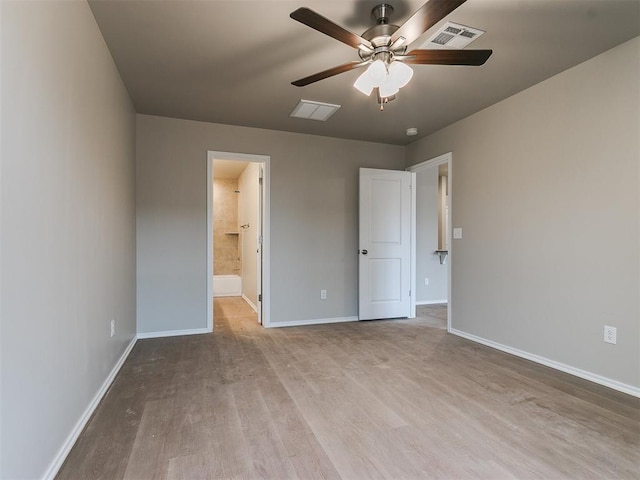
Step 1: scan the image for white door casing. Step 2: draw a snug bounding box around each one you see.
[359,168,414,320]
[207,151,270,330]
[257,165,264,325]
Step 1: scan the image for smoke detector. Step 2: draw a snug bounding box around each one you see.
[406,128,418,136]
[421,22,485,50]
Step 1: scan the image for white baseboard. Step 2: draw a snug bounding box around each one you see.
[213,293,241,298]
[450,328,640,398]
[42,335,138,480]
[416,299,448,305]
[242,294,258,313]
[267,316,358,328]
[137,327,212,339]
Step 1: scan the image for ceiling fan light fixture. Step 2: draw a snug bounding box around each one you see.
[387,61,413,89]
[367,59,387,85]
[376,61,412,98]
[353,59,387,96]
[353,70,376,96]
[378,82,399,99]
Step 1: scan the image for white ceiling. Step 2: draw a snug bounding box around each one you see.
[88,0,640,145]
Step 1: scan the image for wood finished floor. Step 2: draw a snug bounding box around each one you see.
[57,298,639,480]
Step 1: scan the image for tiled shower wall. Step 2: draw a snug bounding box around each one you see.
[213,179,240,275]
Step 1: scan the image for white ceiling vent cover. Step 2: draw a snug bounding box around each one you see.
[290,100,340,121]
[421,22,485,50]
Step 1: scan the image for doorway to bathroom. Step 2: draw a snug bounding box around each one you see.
[207,151,270,329]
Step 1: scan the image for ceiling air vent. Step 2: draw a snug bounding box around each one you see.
[290,100,341,121]
[421,22,485,49]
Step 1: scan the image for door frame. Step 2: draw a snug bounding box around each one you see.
[207,151,271,330]
[407,152,453,332]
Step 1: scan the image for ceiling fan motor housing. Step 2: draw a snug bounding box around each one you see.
[360,4,406,62]
[371,3,394,24]
[362,23,399,46]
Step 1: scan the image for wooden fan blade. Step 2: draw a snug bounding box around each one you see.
[290,8,372,49]
[403,49,492,66]
[292,61,367,87]
[391,0,467,46]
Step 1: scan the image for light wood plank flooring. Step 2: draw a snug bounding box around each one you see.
[56,298,639,479]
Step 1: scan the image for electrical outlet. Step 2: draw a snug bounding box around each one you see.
[424,278,429,286]
[320,289,327,300]
[453,228,463,239]
[603,325,616,344]
[110,319,115,338]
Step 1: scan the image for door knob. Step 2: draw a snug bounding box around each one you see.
[361,249,368,255]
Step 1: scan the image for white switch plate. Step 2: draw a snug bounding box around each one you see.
[110,319,115,338]
[320,289,327,300]
[424,278,429,286]
[453,228,463,239]
[603,325,617,344]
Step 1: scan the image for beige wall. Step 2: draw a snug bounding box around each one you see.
[407,37,640,389]
[238,162,261,307]
[136,114,405,333]
[213,178,240,275]
[1,1,137,478]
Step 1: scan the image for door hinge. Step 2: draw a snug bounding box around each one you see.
[258,235,263,244]
[409,289,411,297]
[259,177,263,185]
[258,294,262,302]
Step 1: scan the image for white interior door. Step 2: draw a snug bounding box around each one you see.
[359,168,414,320]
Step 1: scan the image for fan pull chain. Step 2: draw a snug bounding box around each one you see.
[379,96,390,111]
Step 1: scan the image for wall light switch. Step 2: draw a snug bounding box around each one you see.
[453,228,463,239]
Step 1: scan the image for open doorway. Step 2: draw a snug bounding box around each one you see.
[407,152,452,331]
[207,151,270,330]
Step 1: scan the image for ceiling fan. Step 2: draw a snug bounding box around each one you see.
[290,0,492,109]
